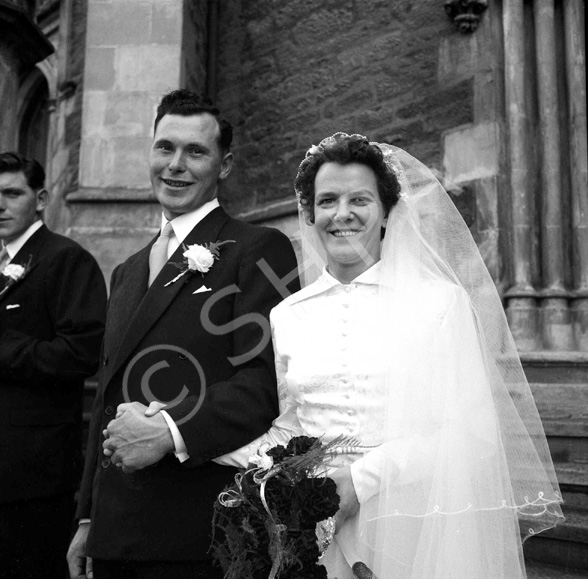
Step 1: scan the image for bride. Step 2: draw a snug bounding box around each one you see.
[215,133,563,578]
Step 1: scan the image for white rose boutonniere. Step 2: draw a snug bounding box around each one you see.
[164,240,235,287]
[0,255,33,297]
[183,244,215,274]
[3,263,26,281]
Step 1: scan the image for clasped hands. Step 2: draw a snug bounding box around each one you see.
[102,401,173,473]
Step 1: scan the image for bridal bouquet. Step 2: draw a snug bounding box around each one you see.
[213,436,341,579]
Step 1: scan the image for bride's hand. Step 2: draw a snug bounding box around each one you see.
[330,466,359,533]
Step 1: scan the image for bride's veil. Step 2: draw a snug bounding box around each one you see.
[296,139,563,578]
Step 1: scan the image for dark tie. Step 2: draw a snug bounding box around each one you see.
[148,222,174,286]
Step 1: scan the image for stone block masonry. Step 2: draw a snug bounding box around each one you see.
[215,0,472,214]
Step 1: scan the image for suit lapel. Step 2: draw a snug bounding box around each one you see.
[103,242,151,345]
[106,207,230,384]
[0,226,45,305]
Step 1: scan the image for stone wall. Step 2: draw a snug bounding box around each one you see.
[41,0,87,232]
[215,0,473,213]
[214,0,504,286]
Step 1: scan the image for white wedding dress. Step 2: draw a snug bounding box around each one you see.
[217,263,537,579]
[216,142,563,579]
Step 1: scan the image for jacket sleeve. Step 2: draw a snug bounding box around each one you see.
[167,228,300,466]
[76,264,120,519]
[0,246,107,383]
[212,320,303,467]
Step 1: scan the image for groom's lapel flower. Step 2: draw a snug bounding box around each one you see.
[164,240,235,287]
[0,255,33,297]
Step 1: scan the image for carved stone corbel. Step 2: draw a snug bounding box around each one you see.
[444,0,488,33]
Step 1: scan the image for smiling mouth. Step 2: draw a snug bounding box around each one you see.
[162,178,193,188]
[331,230,359,237]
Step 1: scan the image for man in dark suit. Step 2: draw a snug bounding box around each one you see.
[67,90,300,579]
[0,152,107,579]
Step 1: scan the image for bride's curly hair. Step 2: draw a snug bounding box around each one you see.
[294,133,401,223]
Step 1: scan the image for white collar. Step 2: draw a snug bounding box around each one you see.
[160,198,220,244]
[321,262,381,287]
[4,220,43,260]
[285,261,382,306]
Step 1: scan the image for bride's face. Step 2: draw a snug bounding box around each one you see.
[313,162,387,281]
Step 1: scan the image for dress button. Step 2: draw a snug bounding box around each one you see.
[345,286,352,293]
[101,459,111,469]
[102,355,109,366]
[347,409,356,416]
[105,405,114,416]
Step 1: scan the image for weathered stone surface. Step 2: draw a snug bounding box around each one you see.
[116,45,181,92]
[85,47,116,91]
[87,1,152,47]
[443,121,500,183]
[216,0,468,213]
[152,1,183,44]
[0,51,19,150]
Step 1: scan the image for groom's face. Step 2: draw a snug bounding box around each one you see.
[149,113,233,221]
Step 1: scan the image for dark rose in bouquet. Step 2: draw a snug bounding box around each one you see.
[213,436,342,579]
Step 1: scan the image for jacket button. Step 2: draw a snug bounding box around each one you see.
[102,355,109,366]
[105,405,114,416]
[101,459,111,469]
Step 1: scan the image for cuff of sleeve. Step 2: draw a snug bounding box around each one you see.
[160,410,190,463]
[350,455,382,504]
[78,518,91,525]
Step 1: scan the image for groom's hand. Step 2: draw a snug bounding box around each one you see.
[67,523,92,578]
[102,402,174,473]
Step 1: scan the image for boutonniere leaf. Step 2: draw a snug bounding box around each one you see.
[164,240,235,287]
[0,254,33,297]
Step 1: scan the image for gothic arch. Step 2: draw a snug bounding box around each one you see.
[16,65,51,167]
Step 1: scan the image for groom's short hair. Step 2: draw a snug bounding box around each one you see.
[153,89,233,154]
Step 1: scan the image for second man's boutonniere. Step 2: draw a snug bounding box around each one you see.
[164,240,235,287]
[0,255,33,297]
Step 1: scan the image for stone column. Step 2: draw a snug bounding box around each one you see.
[503,0,540,351]
[564,0,588,350]
[68,0,209,282]
[534,0,574,350]
[0,1,53,150]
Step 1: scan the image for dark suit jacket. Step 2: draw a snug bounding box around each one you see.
[0,225,107,503]
[78,207,300,561]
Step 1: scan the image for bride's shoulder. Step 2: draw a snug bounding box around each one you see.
[410,279,471,318]
[270,280,325,318]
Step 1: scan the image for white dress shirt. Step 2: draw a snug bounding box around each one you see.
[3,220,43,261]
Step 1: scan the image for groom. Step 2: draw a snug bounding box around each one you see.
[67,90,300,578]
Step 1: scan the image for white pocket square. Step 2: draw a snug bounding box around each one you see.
[193,286,212,294]
[6,304,20,310]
